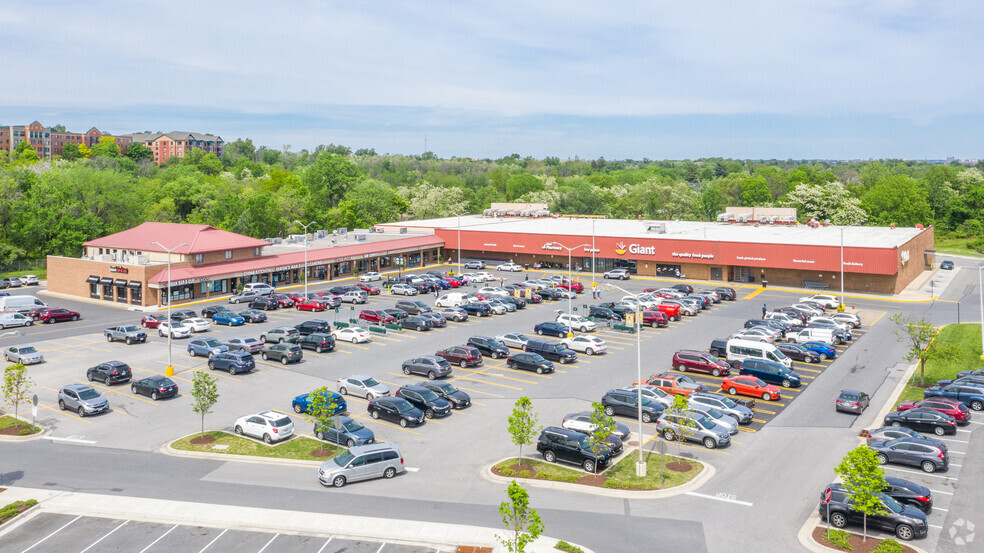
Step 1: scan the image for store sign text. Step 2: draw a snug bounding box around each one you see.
[542,244,563,251]
[109,265,129,274]
[671,251,714,259]
[736,256,766,262]
[792,259,815,264]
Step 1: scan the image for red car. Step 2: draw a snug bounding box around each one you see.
[655,303,681,321]
[354,283,381,295]
[672,350,730,377]
[556,282,584,293]
[26,307,53,321]
[275,294,297,307]
[721,375,781,401]
[141,314,164,329]
[897,399,971,423]
[641,310,668,328]
[359,309,394,323]
[435,345,483,368]
[296,299,327,312]
[38,308,81,323]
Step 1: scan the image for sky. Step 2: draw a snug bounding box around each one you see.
[3,1,983,159]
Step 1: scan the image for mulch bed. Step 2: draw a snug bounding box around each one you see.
[812,526,917,553]
[190,435,217,445]
[493,461,695,489]
[666,461,693,472]
[456,547,492,553]
[309,449,334,458]
[0,503,35,525]
[0,425,36,436]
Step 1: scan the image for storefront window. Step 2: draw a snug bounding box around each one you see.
[379,256,391,269]
[89,283,99,299]
[169,285,194,302]
[200,280,226,294]
[115,287,127,303]
[655,264,681,277]
[129,282,142,305]
[102,283,114,300]
[356,260,369,273]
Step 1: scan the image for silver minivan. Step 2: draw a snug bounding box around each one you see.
[318,443,404,487]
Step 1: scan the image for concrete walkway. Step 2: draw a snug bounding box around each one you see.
[0,486,594,553]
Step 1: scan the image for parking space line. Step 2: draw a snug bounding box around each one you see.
[317,537,334,553]
[467,364,545,383]
[139,524,178,553]
[448,373,522,391]
[257,533,280,553]
[76,380,159,406]
[928,488,953,495]
[793,365,823,373]
[737,427,757,433]
[80,520,130,553]
[337,342,371,350]
[868,311,887,326]
[642,433,731,455]
[199,528,228,552]
[21,514,82,552]
[883,466,958,480]
[376,543,385,553]
[38,402,92,423]
[452,385,500,399]
[371,335,403,342]
[751,408,776,415]
[751,418,768,424]
[134,366,195,384]
[256,359,292,370]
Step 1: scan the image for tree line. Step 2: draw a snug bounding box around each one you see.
[2,136,982,266]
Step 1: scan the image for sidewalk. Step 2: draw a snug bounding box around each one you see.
[0,486,594,553]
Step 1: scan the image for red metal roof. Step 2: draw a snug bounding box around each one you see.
[147,234,443,285]
[85,222,270,255]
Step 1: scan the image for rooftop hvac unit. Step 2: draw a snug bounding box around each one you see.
[316,230,327,238]
[355,234,367,241]
[263,238,275,243]
[736,214,752,224]
[136,255,149,265]
[643,221,667,234]
[97,255,113,262]
[716,213,735,223]
[337,227,348,235]
[399,227,407,234]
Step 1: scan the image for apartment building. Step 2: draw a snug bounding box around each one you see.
[131,132,224,164]
[1,121,133,159]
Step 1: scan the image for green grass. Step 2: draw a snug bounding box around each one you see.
[896,323,984,405]
[171,431,338,462]
[934,237,984,258]
[493,450,702,490]
[0,268,45,280]
[0,499,37,525]
[555,540,585,553]
[0,415,41,435]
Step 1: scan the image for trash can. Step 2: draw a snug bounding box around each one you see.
[762,280,768,288]
[524,264,529,270]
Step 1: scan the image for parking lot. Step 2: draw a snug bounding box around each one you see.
[1,513,443,553]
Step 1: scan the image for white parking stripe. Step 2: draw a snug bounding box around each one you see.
[929,524,944,529]
[928,488,953,495]
[949,463,962,467]
[199,528,228,552]
[317,537,333,553]
[80,520,130,553]
[139,524,178,553]
[935,507,949,512]
[256,533,279,553]
[376,544,386,553]
[883,466,958,480]
[937,437,968,443]
[21,515,81,553]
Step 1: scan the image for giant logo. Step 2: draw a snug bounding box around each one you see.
[615,242,627,255]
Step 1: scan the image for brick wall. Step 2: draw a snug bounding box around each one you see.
[47,256,166,307]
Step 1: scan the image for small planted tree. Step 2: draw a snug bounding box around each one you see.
[2,363,35,429]
[497,480,545,553]
[664,393,694,454]
[507,396,541,468]
[190,370,219,439]
[834,445,888,542]
[307,386,340,452]
[890,314,959,386]
[586,401,617,474]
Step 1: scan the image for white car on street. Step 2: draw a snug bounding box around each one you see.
[157,321,192,338]
[496,262,523,272]
[20,275,39,286]
[561,335,607,355]
[333,327,372,343]
[390,284,417,296]
[184,317,212,332]
[800,294,840,309]
[234,411,294,444]
[360,272,382,282]
[556,313,596,332]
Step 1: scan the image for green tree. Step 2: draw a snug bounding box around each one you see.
[862,175,932,227]
[125,143,154,163]
[307,386,341,452]
[197,153,223,176]
[13,142,39,165]
[51,124,67,132]
[889,314,959,386]
[190,370,219,438]
[304,152,362,210]
[2,363,35,426]
[353,147,377,157]
[834,445,888,542]
[507,396,541,468]
[739,176,772,206]
[60,143,82,161]
[506,173,543,200]
[497,480,545,553]
[784,181,867,225]
[336,180,407,228]
[586,401,617,474]
[89,136,121,158]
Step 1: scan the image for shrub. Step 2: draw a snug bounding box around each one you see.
[602,481,619,489]
[18,428,31,435]
[872,538,904,553]
[535,473,551,480]
[517,470,530,478]
[498,467,516,477]
[825,529,853,551]
[565,475,579,483]
[555,540,584,553]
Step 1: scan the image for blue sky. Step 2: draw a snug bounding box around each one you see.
[3,1,982,159]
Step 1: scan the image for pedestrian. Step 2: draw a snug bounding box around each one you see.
[675,268,680,278]
[762,303,767,318]
[435,288,440,299]
[524,274,528,281]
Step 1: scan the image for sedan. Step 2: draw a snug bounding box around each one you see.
[333,327,371,343]
[776,342,821,363]
[801,341,837,360]
[131,376,178,400]
[896,399,970,424]
[141,315,165,329]
[496,262,523,272]
[506,353,555,374]
[359,309,394,324]
[419,381,471,409]
[367,396,425,428]
[337,375,390,399]
[720,375,782,401]
[496,332,533,349]
[212,312,246,326]
[4,345,43,365]
[224,337,264,354]
[183,317,211,332]
[228,291,260,304]
[884,408,957,436]
[187,338,229,357]
[882,477,934,514]
[561,335,607,355]
[157,321,191,338]
[237,309,267,323]
[360,272,382,282]
[314,415,375,448]
[866,426,945,449]
[730,328,776,343]
[835,390,870,414]
[534,322,570,337]
[940,260,954,270]
[292,390,347,414]
[419,312,448,328]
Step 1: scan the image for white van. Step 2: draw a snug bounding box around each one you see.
[0,312,34,329]
[790,327,839,346]
[0,295,47,314]
[243,283,275,295]
[726,338,792,369]
[436,292,467,307]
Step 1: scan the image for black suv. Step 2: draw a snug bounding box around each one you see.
[395,300,432,315]
[820,484,929,541]
[602,389,664,423]
[201,306,233,319]
[467,336,510,359]
[708,338,729,358]
[170,310,198,321]
[524,339,577,364]
[536,426,611,473]
[715,287,737,301]
[86,361,132,385]
[295,320,331,335]
[250,296,280,311]
[298,333,336,353]
[589,306,621,321]
[396,385,452,419]
[671,284,694,294]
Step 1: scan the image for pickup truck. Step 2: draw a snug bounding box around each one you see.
[104,325,147,345]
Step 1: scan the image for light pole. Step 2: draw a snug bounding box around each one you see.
[152,241,189,377]
[294,220,316,298]
[544,241,591,316]
[451,212,464,276]
[602,282,646,476]
[979,264,984,360]
[840,227,845,308]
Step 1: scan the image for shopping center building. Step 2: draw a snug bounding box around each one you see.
[47,222,443,308]
[378,215,934,294]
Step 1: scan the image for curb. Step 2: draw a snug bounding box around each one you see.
[869,362,919,427]
[162,435,322,467]
[0,414,49,442]
[480,452,714,499]
[798,513,930,553]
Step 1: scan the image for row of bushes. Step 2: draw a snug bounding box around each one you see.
[823,529,905,552]
[0,499,37,524]
[496,466,581,483]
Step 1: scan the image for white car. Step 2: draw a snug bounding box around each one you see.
[184,317,211,332]
[765,311,803,327]
[800,294,840,309]
[561,335,607,355]
[158,321,191,338]
[478,287,509,298]
[460,273,482,283]
[496,332,533,349]
[621,385,673,409]
[234,410,294,444]
[496,263,523,272]
[556,313,596,332]
[20,275,39,286]
[562,411,630,439]
[390,284,417,296]
[730,328,776,343]
[333,327,371,343]
[603,268,630,280]
[480,300,507,315]
[475,272,495,281]
[360,272,382,282]
[808,316,851,332]
[553,288,576,299]
[337,374,390,399]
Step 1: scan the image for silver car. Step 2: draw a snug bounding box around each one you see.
[318,443,405,487]
[228,291,261,304]
[4,344,44,364]
[689,392,753,424]
[496,332,533,349]
[337,374,390,399]
[621,385,674,409]
[686,403,739,434]
[438,307,468,322]
[58,384,109,417]
[655,410,731,449]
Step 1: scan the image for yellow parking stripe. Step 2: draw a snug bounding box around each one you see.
[448,373,522,391]
[751,418,769,424]
[336,341,371,350]
[255,359,292,370]
[642,433,731,455]
[738,427,757,433]
[38,402,92,423]
[452,385,501,400]
[75,380,158,407]
[751,408,775,415]
[351,411,421,435]
[467,364,545,383]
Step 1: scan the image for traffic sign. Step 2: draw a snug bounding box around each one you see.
[823,487,831,504]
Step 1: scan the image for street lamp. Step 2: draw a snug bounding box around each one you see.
[601,282,646,477]
[451,212,464,276]
[543,241,591,316]
[840,227,845,308]
[294,220,317,298]
[152,241,189,377]
[979,264,984,360]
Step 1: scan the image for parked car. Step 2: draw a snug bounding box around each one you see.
[298,333,336,353]
[390,283,418,296]
[869,436,949,474]
[672,350,730,377]
[201,306,232,319]
[686,402,739,434]
[506,352,555,374]
[39,308,81,324]
[401,356,452,379]
[3,345,43,365]
[292,390,347,414]
[435,345,483,368]
[188,337,229,357]
[561,335,607,355]
[800,341,837,360]
[181,317,211,332]
[533,321,570,337]
[689,392,753,424]
[438,306,468,322]
[820,484,929,540]
[419,381,471,409]
[355,283,381,295]
[333,327,372,343]
[296,299,327,312]
[314,415,375,448]
[602,389,664,423]
[367,396,425,427]
[103,325,147,345]
[249,296,280,311]
[318,443,405,487]
[800,294,840,309]
[293,320,330,336]
[419,312,447,328]
[467,336,510,359]
[401,315,432,331]
[396,385,452,419]
[562,412,630,440]
[228,291,260,304]
[261,343,303,365]
[882,477,934,514]
[865,426,942,447]
[20,275,39,286]
[739,359,802,388]
[524,339,577,364]
[141,314,165,328]
[621,384,675,409]
[720,375,781,401]
[496,262,523,272]
[835,389,870,414]
[641,310,669,327]
[776,342,821,363]
[655,410,731,449]
[923,383,984,411]
[234,411,294,444]
[157,321,191,338]
[536,426,612,473]
[86,361,132,385]
[360,271,383,282]
[359,309,394,324]
[730,328,776,343]
[260,327,300,344]
[603,268,630,280]
[464,260,486,269]
[884,408,957,436]
[130,375,178,400]
[554,313,595,332]
[208,351,256,374]
[224,337,264,354]
[167,309,197,322]
[212,311,246,326]
[337,375,390,399]
[641,373,707,396]
[58,384,109,417]
[896,399,970,423]
[461,302,491,317]
[495,332,532,350]
[940,260,954,270]
[383,308,409,321]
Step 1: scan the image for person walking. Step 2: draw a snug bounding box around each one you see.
[762,303,767,318]
[524,274,528,281]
